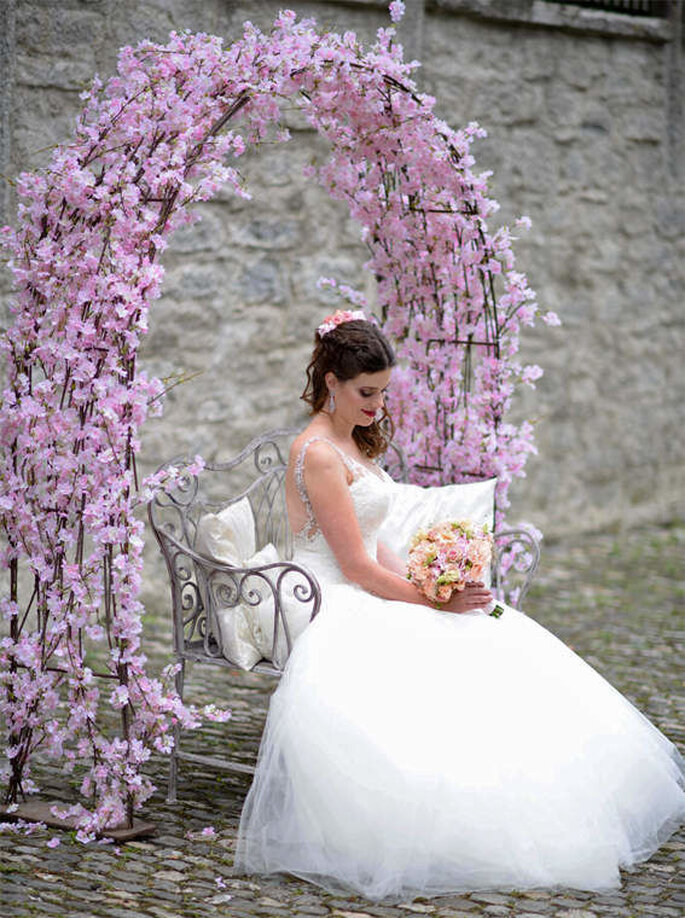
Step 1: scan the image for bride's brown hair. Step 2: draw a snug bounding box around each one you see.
[301,319,396,459]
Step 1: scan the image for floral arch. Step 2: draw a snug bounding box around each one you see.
[0,9,556,835]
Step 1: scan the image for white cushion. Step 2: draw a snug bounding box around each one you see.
[195,497,255,565]
[378,479,497,586]
[212,543,277,671]
[212,601,263,672]
[196,500,311,670]
[196,498,258,670]
[246,556,312,671]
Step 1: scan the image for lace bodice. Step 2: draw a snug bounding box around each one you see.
[292,437,392,587]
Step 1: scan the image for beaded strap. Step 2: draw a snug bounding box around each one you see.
[294,437,359,538]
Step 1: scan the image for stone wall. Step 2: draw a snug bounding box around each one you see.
[1,0,684,555]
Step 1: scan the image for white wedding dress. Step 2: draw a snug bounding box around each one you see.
[235,440,685,901]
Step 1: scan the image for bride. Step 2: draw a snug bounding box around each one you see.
[235,311,685,901]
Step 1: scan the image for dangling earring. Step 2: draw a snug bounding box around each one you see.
[328,390,335,413]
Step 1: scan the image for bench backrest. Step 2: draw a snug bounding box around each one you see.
[148,429,302,660]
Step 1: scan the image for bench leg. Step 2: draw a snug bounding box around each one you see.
[167,726,179,804]
[167,660,185,804]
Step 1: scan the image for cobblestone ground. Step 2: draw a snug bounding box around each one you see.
[1,521,683,918]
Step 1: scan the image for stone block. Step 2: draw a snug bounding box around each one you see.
[11,83,81,164]
[14,5,50,53]
[505,129,559,193]
[289,253,367,306]
[231,217,302,251]
[167,208,226,254]
[238,257,287,305]
[168,263,221,299]
[16,53,96,90]
[559,45,610,91]
[51,9,105,54]
[656,200,685,240]
[622,110,665,144]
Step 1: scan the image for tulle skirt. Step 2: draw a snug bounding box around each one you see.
[235,588,685,901]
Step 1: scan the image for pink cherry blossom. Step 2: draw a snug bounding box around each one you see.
[389,2,406,23]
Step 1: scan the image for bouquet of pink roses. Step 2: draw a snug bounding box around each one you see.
[407,520,503,617]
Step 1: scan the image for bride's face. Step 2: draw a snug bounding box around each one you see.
[326,368,392,427]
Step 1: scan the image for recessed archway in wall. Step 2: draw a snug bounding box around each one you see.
[0,10,555,834]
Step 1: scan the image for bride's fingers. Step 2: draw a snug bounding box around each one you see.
[444,584,494,612]
[463,586,491,600]
[447,592,493,612]
[464,592,493,607]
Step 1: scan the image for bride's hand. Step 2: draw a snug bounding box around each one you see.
[442,582,493,614]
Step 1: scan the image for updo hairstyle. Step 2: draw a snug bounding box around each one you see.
[301,319,396,459]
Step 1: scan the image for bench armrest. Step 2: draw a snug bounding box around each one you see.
[155,526,321,672]
[195,553,321,670]
[492,528,541,608]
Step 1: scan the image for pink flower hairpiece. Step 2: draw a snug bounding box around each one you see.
[317,309,367,337]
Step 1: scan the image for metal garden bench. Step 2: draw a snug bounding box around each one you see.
[148,428,540,802]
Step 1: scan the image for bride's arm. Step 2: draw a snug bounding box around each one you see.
[376,540,405,576]
[302,443,492,612]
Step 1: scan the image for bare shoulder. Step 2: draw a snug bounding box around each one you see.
[289,432,346,480]
[288,429,311,463]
